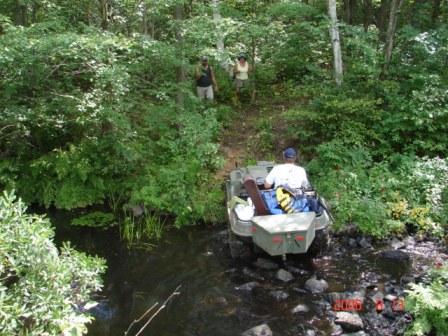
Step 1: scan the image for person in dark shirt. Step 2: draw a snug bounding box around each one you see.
[195,56,218,100]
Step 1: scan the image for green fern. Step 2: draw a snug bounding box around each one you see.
[405,266,448,336]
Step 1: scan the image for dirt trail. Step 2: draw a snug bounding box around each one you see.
[215,105,260,180]
[214,101,290,181]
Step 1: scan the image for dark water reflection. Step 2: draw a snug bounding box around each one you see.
[52,214,422,336]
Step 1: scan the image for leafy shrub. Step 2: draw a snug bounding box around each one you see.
[131,160,224,227]
[0,30,143,208]
[381,76,448,156]
[307,139,373,173]
[247,116,276,156]
[0,191,106,335]
[189,181,226,225]
[285,90,384,155]
[270,20,331,82]
[213,104,238,128]
[405,264,448,336]
[0,26,224,226]
[267,2,320,22]
[309,144,447,238]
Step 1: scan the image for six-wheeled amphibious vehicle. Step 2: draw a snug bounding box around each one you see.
[225,161,332,259]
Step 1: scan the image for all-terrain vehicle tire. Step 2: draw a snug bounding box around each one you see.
[307,227,331,258]
[228,228,254,259]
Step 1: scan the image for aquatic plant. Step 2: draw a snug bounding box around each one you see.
[119,212,165,249]
[71,211,116,229]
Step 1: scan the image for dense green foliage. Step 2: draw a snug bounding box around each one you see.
[405,264,448,336]
[1,0,447,234]
[0,192,106,335]
[0,21,224,226]
[1,0,447,333]
[309,152,448,238]
[268,3,448,239]
[288,18,448,238]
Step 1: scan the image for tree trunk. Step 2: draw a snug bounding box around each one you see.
[31,2,39,24]
[212,0,224,54]
[14,0,27,26]
[377,0,390,42]
[362,0,373,32]
[251,36,258,102]
[150,21,155,39]
[382,0,405,76]
[344,0,353,24]
[87,1,92,26]
[175,4,185,106]
[99,0,109,30]
[142,2,148,35]
[328,0,343,86]
[432,0,442,24]
[212,0,224,56]
[212,0,230,73]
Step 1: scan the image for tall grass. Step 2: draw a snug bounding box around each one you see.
[119,211,166,249]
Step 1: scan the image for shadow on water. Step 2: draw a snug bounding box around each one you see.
[50,210,442,336]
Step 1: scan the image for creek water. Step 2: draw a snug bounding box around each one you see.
[53,213,442,336]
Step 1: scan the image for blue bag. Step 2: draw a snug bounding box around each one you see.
[261,190,310,214]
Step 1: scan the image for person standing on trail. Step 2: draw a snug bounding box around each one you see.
[233,53,251,99]
[264,148,310,190]
[195,56,218,101]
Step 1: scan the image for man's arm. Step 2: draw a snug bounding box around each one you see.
[233,63,239,75]
[264,167,276,189]
[301,169,311,189]
[194,66,201,80]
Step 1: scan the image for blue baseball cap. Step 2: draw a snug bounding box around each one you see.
[283,148,297,158]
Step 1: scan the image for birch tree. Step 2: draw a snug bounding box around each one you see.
[212,0,224,59]
[175,3,185,106]
[212,0,234,77]
[328,0,343,86]
[382,0,405,76]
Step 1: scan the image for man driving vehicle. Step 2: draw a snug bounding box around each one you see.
[264,147,310,190]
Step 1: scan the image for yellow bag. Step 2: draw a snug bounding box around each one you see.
[276,187,296,214]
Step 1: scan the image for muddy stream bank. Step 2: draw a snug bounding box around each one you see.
[53,214,446,336]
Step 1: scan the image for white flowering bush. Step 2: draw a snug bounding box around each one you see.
[402,157,448,235]
[0,191,106,335]
[310,142,448,238]
[412,157,448,214]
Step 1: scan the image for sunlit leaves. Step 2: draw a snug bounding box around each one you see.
[405,265,448,335]
[0,191,106,335]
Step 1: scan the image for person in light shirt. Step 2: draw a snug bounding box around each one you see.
[264,148,310,190]
[233,53,251,102]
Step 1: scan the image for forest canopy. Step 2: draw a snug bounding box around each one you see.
[1,0,447,335]
[0,0,447,228]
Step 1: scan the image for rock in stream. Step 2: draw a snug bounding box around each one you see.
[305,276,328,293]
[335,312,364,332]
[241,324,273,336]
[276,269,294,282]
